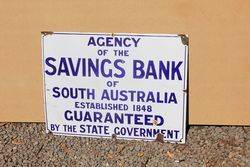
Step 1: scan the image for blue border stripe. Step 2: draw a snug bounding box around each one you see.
[52,32,179,38]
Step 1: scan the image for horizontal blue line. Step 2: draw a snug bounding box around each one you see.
[50,131,180,143]
[51,32,179,38]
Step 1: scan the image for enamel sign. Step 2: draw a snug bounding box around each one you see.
[42,32,188,143]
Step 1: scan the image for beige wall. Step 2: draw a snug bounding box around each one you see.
[0,0,249,124]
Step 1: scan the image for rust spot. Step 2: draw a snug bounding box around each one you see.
[178,34,189,46]
[41,31,54,36]
[112,134,117,140]
[155,133,164,143]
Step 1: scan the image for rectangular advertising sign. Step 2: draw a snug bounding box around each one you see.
[42,32,188,143]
